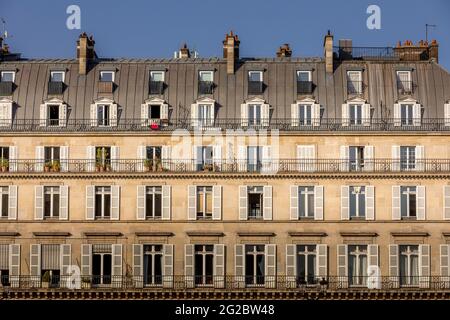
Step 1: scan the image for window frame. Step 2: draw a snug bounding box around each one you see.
[347,70,362,94]
[194,244,214,286]
[143,244,163,286]
[247,186,264,219]
[196,186,213,220]
[198,71,214,83]
[245,244,265,286]
[50,71,65,83]
[99,71,115,82]
[348,245,368,286]
[150,71,165,82]
[296,70,312,82]
[298,186,315,218]
[43,186,60,219]
[0,71,15,83]
[94,186,112,219]
[0,186,9,218]
[296,245,317,285]
[145,186,162,219]
[248,71,263,82]
[400,103,414,125]
[396,71,412,92]
[298,103,313,126]
[348,103,363,125]
[400,186,417,218]
[349,186,366,219]
[399,245,419,286]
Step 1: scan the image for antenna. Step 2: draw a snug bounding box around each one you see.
[425,24,436,42]
[0,17,13,50]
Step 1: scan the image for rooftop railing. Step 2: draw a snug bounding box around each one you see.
[333,46,431,61]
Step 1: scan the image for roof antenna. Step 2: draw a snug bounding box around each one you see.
[0,18,13,51]
[425,24,436,43]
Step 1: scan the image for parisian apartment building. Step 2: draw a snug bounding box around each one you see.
[0,30,449,299]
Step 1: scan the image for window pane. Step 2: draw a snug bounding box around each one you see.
[297,71,310,82]
[95,194,102,217]
[205,192,212,214]
[249,72,262,82]
[151,72,163,82]
[199,72,213,82]
[53,194,60,217]
[1,193,8,217]
[149,105,161,119]
[51,72,64,82]
[409,194,416,217]
[154,193,162,218]
[1,72,14,82]
[100,72,114,82]
[104,194,111,217]
[44,193,51,217]
[146,193,153,217]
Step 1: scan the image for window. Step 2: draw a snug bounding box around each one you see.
[0,102,11,125]
[100,71,114,82]
[97,104,110,126]
[348,245,368,286]
[396,71,412,94]
[349,186,366,218]
[247,146,262,172]
[0,146,9,163]
[401,186,416,218]
[298,186,315,218]
[145,186,162,219]
[146,146,161,161]
[95,186,111,219]
[401,104,414,125]
[347,71,362,95]
[148,105,161,119]
[44,186,60,218]
[248,71,263,94]
[0,71,14,82]
[297,71,311,82]
[198,71,214,95]
[143,245,163,285]
[50,71,65,83]
[248,186,263,219]
[245,245,265,286]
[349,146,365,171]
[194,245,214,285]
[150,71,164,82]
[249,71,262,82]
[198,104,214,126]
[299,104,312,125]
[248,104,262,126]
[199,71,213,82]
[92,246,112,285]
[195,146,213,171]
[0,268,9,287]
[44,146,60,164]
[95,147,111,167]
[349,104,363,125]
[296,245,316,285]
[47,105,60,126]
[0,186,8,218]
[149,71,164,94]
[196,187,212,219]
[296,71,313,94]
[400,146,416,170]
[399,245,419,286]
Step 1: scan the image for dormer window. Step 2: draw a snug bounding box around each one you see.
[296,71,313,94]
[0,98,13,126]
[100,71,114,82]
[0,71,14,82]
[394,99,422,126]
[347,71,362,95]
[241,98,270,127]
[39,98,67,127]
[50,71,65,82]
[341,98,371,126]
[149,71,165,94]
[90,98,118,127]
[396,71,412,95]
[141,98,169,127]
[48,71,66,95]
[198,71,214,95]
[0,71,15,96]
[248,71,264,94]
[191,97,215,128]
[98,71,115,93]
[291,98,320,127]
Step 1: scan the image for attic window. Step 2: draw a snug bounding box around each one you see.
[396,71,412,95]
[100,71,114,82]
[50,71,65,83]
[0,71,15,82]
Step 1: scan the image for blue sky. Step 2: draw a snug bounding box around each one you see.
[1,0,449,69]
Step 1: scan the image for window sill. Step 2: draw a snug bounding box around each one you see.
[349,216,366,221]
[401,217,417,221]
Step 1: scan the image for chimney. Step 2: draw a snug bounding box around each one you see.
[276,44,292,57]
[179,43,190,59]
[429,39,439,63]
[324,30,334,73]
[77,32,96,75]
[222,31,240,74]
[338,39,353,59]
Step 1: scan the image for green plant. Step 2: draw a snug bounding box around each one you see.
[143,159,152,168]
[44,161,53,169]
[42,271,51,283]
[0,157,9,167]
[51,160,61,171]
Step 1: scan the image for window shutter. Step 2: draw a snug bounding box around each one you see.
[262,104,270,126]
[59,104,67,127]
[316,244,328,280]
[39,104,47,126]
[161,103,169,121]
[417,185,426,220]
[136,185,146,220]
[261,145,273,173]
[389,244,399,288]
[413,103,422,126]
[60,244,71,278]
[240,103,248,127]
[187,185,197,220]
[8,185,17,220]
[285,244,296,288]
[4,102,12,126]
[362,103,371,126]
[391,145,400,171]
[239,185,248,220]
[415,145,424,171]
[162,244,174,288]
[312,103,321,126]
[440,244,450,287]
[237,145,247,172]
[263,185,273,220]
[314,185,324,220]
[444,186,450,220]
[363,146,374,172]
[86,146,96,172]
[213,145,222,170]
[392,186,401,220]
[161,146,171,170]
[337,244,348,288]
[8,146,17,172]
[290,185,299,220]
[212,185,222,220]
[393,103,401,126]
[419,244,430,288]
[111,185,120,220]
[81,244,92,276]
[9,244,20,288]
[214,244,225,288]
[184,244,195,288]
[90,104,97,127]
[210,103,216,125]
[59,185,69,220]
[341,103,349,126]
[110,103,118,126]
[368,244,379,268]
[235,244,245,288]
[35,146,44,172]
[30,244,41,287]
[111,146,120,171]
[291,103,299,126]
[60,146,69,172]
[192,145,200,170]
[162,185,171,220]
[133,244,143,288]
[190,103,198,127]
[365,185,375,220]
[35,185,44,220]
[140,103,148,126]
[340,145,349,171]
[341,186,349,220]
[265,244,276,289]
[112,244,122,287]
[137,145,146,172]
[85,185,95,220]
[445,104,450,126]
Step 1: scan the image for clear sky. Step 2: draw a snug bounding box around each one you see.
[1,0,449,69]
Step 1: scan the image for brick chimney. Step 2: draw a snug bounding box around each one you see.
[276,44,292,57]
[77,33,96,75]
[222,31,240,74]
[178,43,191,59]
[429,39,439,63]
[393,40,439,62]
[324,30,334,73]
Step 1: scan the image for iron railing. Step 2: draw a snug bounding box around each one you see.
[297,81,313,94]
[397,80,414,95]
[333,46,430,61]
[1,158,450,174]
[248,81,264,94]
[198,81,214,95]
[0,118,449,132]
[47,81,65,95]
[347,80,364,95]
[149,81,164,95]
[0,275,448,291]
[0,81,14,96]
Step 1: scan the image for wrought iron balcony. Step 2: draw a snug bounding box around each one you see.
[47,81,65,95]
[248,81,264,94]
[149,81,164,95]
[297,81,313,94]
[397,80,414,96]
[198,81,214,95]
[3,158,450,174]
[0,81,14,96]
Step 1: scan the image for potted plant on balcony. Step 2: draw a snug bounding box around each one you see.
[41,271,51,289]
[143,159,152,172]
[0,158,9,172]
[82,276,91,289]
[95,148,108,172]
[155,159,163,172]
[203,163,213,172]
[44,161,52,172]
[51,160,61,172]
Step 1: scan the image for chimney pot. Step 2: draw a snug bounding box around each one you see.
[324,31,334,73]
[223,31,240,74]
[276,43,292,57]
[77,33,96,75]
[179,43,190,58]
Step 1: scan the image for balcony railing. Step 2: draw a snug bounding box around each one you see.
[347,81,364,95]
[333,46,431,61]
[0,81,14,96]
[47,81,65,95]
[149,81,164,95]
[0,118,450,132]
[2,158,450,174]
[0,275,448,291]
[198,81,214,95]
[397,80,414,96]
[248,81,264,94]
[297,81,313,94]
